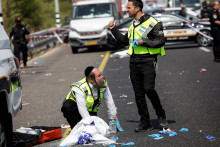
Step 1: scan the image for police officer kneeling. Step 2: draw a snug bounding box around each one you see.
[61,66,118,129]
[209,1,220,62]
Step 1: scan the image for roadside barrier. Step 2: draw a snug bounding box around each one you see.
[28,26,69,58]
[30,34,68,39]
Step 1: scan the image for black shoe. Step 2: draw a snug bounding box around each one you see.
[214,58,220,62]
[135,123,153,132]
[158,116,168,128]
[24,63,27,67]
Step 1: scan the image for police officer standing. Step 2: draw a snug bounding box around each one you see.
[209,1,220,62]
[108,0,167,132]
[9,17,32,67]
[201,0,213,18]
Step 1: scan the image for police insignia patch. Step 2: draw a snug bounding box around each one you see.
[213,14,217,19]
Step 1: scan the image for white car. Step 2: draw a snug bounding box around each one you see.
[0,24,22,146]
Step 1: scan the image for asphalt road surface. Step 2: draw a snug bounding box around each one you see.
[13,45,220,147]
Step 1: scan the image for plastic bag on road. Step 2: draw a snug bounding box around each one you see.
[60,116,116,146]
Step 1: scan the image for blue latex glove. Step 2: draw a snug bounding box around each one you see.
[206,135,215,140]
[179,128,188,132]
[169,132,177,137]
[109,136,118,140]
[121,142,134,146]
[159,130,170,134]
[116,119,124,132]
[132,39,139,48]
[109,145,116,147]
[148,134,160,138]
[154,136,164,140]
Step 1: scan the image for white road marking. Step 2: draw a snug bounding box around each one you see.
[199,47,211,52]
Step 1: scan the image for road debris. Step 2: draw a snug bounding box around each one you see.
[200,68,207,72]
[121,142,134,146]
[120,94,127,98]
[110,50,129,58]
[21,70,27,73]
[205,135,215,141]
[61,124,70,128]
[127,102,134,104]
[179,128,188,132]
[149,134,161,138]
[154,136,164,140]
[34,61,42,64]
[45,73,52,76]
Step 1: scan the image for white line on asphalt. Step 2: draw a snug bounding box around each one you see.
[22,103,30,106]
[199,47,211,52]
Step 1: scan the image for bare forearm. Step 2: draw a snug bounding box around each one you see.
[214,20,220,25]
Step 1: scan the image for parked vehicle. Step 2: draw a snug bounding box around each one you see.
[108,13,212,47]
[0,24,22,146]
[69,0,125,53]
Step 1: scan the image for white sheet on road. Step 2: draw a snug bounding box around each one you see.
[110,49,129,58]
[60,116,115,146]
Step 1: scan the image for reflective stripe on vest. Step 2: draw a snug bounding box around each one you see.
[127,17,165,56]
[65,78,106,112]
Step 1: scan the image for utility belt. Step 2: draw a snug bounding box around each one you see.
[130,54,157,63]
[13,39,28,45]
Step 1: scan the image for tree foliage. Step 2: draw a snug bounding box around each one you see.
[2,0,72,33]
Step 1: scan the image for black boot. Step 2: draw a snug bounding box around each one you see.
[135,123,153,132]
[158,115,168,128]
[24,62,27,67]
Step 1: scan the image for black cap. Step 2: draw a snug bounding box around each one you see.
[84,66,94,77]
[15,17,21,22]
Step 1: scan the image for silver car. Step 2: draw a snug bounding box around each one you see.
[0,24,22,146]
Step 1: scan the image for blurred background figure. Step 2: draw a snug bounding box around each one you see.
[179,3,187,17]
[201,0,213,18]
[209,1,220,62]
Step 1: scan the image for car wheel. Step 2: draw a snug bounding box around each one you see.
[71,47,78,53]
[196,30,212,47]
[0,109,13,147]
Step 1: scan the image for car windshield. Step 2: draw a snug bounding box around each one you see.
[72,3,113,19]
[154,14,188,26]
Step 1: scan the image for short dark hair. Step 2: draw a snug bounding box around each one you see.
[129,0,143,11]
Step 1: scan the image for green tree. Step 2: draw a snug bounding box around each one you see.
[3,0,72,33]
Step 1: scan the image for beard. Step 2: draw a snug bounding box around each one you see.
[96,77,106,88]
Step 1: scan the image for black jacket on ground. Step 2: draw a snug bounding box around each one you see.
[111,14,165,62]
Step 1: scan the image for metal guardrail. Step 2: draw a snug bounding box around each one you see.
[28,25,69,58]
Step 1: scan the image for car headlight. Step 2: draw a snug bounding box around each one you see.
[196,25,204,28]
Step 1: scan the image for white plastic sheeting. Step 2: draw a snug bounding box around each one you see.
[60,116,115,146]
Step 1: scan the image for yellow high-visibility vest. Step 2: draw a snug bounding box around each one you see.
[66,78,106,112]
[127,16,165,56]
